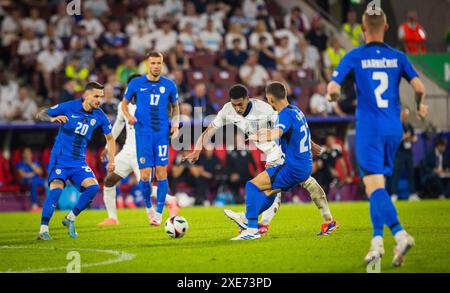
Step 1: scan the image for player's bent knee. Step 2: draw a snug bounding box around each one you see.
[104,173,120,187]
[49,179,64,190]
[81,177,99,188]
[155,166,168,180]
[139,168,151,181]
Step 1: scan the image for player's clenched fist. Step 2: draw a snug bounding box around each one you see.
[416,103,428,120]
[182,150,200,164]
[311,141,322,158]
[50,115,68,123]
[127,115,137,125]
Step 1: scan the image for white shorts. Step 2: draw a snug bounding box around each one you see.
[114,149,141,181]
[265,148,285,168]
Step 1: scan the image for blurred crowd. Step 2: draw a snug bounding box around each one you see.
[0,0,363,125]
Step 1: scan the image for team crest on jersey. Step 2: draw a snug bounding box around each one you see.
[140,157,146,164]
[90,119,96,126]
[159,86,165,94]
[55,169,62,175]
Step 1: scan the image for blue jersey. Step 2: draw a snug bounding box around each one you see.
[275,105,312,170]
[48,99,112,167]
[124,75,178,134]
[332,42,418,136]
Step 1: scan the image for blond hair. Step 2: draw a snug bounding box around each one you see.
[362,7,387,33]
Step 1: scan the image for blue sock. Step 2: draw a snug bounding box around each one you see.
[156,179,168,214]
[371,188,403,236]
[139,180,152,209]
[369,196,384,237]
[259,195,276,214]
[72,185,99,216]
[41,187,63,225]
[245,182,267,229]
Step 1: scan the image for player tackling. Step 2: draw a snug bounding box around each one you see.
[36,82,116,240]
[327,7,427,266]
[183,84,337,235]
[121,52,180,226]
[98,74,179,226]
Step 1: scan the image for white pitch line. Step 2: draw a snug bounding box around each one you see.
[0,246,136,273]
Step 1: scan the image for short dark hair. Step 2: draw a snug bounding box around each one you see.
[229,84,248,100]
[127,74,141,83]
[265,81,287,100]
[146,51,164,59]
[85,81,104,91]
[436,137,448,147]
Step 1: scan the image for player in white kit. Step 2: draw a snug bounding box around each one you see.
[98,75,179,226]
[183,84,337,235]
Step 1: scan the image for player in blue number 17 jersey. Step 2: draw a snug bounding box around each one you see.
[231,81,313,240]
[327,7,428,266]
[36,82,116,240]
[121,51,180,226]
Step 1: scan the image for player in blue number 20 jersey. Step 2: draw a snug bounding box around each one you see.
[36,82,116,240]
[231,81,313,240]
[121,52,180,226]
[327,7,428,267]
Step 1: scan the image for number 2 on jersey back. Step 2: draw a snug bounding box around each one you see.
[372,71,388,108]
[300,125,311,153]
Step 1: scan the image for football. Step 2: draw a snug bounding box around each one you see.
[164,216,189,238]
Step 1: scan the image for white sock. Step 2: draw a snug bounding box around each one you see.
[394,230,407,243]
[165,194,176,203]
[260,193,281,225]
[40,225,49,234]
[146,207,155,215]
[247,228,258,234]
[151,185,176,204]
[66,211,76,221]
[151,186,158,198]
[371,236,384,250]
[302,177,333,222]
[103,186,118,220]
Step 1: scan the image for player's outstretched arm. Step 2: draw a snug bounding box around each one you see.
[121,99,137,125]
[326,81,341,102]
[104,133,116,172]
[249,128,283,142]
[35,107,68,123]
[410,77,428,120]
[182,124,217,164]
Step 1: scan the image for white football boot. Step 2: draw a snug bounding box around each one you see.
[364,236,385,265]
[392,231,415,267]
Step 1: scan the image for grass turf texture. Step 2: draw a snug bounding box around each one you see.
[0,200,449,273]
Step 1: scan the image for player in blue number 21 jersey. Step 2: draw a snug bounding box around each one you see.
[327,7,428,267]
[36,82,116,240]
[121,51,180,226]
[231,81,313,241]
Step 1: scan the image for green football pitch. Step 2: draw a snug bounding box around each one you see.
[0,200,449,273]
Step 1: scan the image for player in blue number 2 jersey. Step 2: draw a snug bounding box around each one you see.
[231,81,313,241]
[36,82,116,240]
[121,51,180,226]
[327,7,428,267]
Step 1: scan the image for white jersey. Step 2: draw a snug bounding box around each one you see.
[211,99,284,164]
[112,101,137,155]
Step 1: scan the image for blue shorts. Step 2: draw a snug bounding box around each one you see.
[356,133,402,177]
[266,164,310,192]
[135,132,170,169]
[48,159,96,192]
